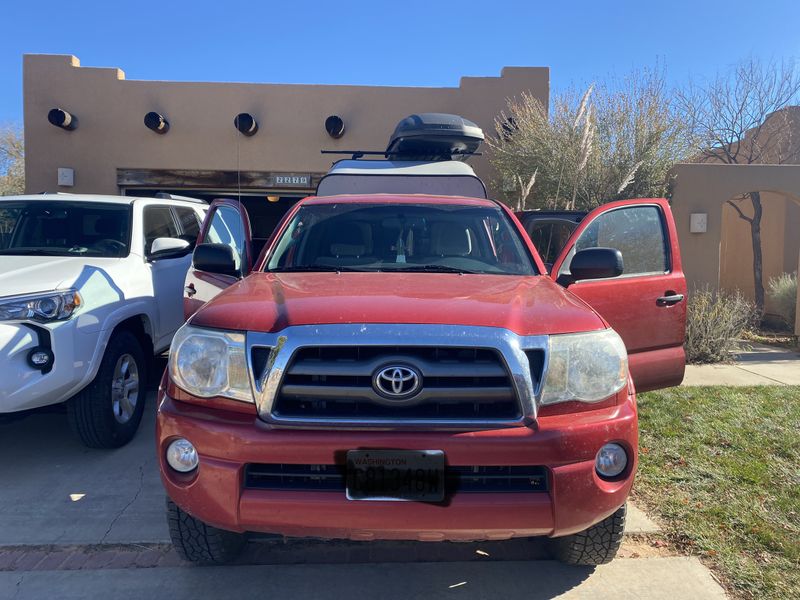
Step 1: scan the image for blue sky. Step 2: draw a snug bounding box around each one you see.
[1,0,799,124]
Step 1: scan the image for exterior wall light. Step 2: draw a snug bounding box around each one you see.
[234,113,258,137]
[48,108,78,131]
[144,112,170,134]
[325,115,345,139]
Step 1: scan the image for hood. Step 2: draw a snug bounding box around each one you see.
[190,272,605,336]
[0,255,112,298]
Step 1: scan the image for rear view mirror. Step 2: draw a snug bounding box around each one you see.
[192,243,239,278]
[567,247,624,282]
[149,237,191,260]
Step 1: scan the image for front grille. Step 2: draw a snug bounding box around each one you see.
[244,463,548,493]
[271,346,521,421]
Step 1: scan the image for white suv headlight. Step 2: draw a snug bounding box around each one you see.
[0,290,82,323]
[540,329,628,405]
[169,325,252,403]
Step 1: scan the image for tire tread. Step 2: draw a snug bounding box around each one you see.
[166,498,245,565]
[552,504,626,565]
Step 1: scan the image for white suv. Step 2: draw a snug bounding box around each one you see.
[0,193,206,448]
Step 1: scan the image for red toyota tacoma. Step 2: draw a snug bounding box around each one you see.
[156,115,686,566]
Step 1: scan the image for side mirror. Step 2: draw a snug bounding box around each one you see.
[148,237,191,260]
[192,243,239,278]
[566,247,624,283]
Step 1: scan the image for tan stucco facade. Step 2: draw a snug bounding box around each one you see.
[720,192,800,312]
[21,54,800,332]
[23,54,549,196]
[670,163,800,333]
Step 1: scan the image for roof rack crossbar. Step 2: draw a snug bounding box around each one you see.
[321,150,482,160]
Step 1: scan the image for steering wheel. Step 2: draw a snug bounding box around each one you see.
[94,239,126,254]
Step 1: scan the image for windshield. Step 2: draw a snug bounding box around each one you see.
[0,201,132,258]
[266,203,536,275]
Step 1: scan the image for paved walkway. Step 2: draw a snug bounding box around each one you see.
[682,342,800,386]
[0,558,727,600]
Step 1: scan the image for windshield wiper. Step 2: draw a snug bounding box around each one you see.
[0,248,67,256]
[388,265,481,274]
[268,265,368,273]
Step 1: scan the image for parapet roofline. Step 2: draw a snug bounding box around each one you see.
[22,54,547,90]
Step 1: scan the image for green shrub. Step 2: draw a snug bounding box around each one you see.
[767,272,797,330]
[685,287,757,364]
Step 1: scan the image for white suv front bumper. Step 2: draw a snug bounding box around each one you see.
[0,321,97,413]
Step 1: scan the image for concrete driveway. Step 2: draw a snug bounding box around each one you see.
[0,368,727,599]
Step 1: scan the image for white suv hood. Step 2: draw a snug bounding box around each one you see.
[0,255,115,298]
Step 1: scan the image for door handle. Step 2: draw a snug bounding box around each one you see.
[656,293,684,306]
[184,285,196,297]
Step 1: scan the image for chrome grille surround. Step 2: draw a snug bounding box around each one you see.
[246,324,549,429]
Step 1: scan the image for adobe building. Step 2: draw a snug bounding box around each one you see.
[22,54,548,209]
[20,54,800,332]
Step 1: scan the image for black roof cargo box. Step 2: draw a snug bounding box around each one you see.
[385,113,484,162]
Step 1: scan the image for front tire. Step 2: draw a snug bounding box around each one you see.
[67,329,147,448]
[550,504,626,565]
[166,499,246,565]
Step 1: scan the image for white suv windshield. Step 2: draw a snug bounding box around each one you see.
[0,201,132,258]
[266,203,536,275]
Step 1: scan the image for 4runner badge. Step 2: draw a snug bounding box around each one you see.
[373,365,422,400]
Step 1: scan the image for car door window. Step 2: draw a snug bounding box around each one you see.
[563,205,668,278]
[205,206,245,271]
[526,219,579,267]
[173,207,201,248]
[143,206,179,255]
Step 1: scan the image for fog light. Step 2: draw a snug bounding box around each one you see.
[595,443,628,478]
[27,347,54,370]
[166,438,199,473]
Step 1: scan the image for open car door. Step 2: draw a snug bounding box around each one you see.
[183,199,252,319]
[550,198,686,392]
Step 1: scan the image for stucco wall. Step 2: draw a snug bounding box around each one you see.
[23,54,549,195]
[671,163,800,332]
[720,192,799,314]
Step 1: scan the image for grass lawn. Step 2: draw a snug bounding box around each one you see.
[634,386,800,599]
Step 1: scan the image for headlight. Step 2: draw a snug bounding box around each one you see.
[168,325,252,402]
[540,329,628,405]
[0,290,82,323]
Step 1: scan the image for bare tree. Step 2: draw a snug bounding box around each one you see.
[0,125,24,196]
[487,67,690,212]
[678,58,800,313]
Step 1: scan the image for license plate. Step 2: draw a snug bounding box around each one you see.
[346,450,445,502]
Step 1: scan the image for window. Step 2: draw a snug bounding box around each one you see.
[0,201,132,258]
[206,206,245,270]
[570,206,668,277]
[525,219,579,267]
[266,203,535,275]
[143,206,179,255]
[173,207,201,247]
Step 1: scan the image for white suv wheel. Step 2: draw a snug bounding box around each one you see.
[111,353,140,424]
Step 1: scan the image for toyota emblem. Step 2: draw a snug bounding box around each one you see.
[373,365,422,400]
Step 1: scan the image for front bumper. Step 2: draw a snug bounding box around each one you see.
[0,321,96,412]
[157,386,638,542]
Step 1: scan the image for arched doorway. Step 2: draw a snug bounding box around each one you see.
[669,163,800,335]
